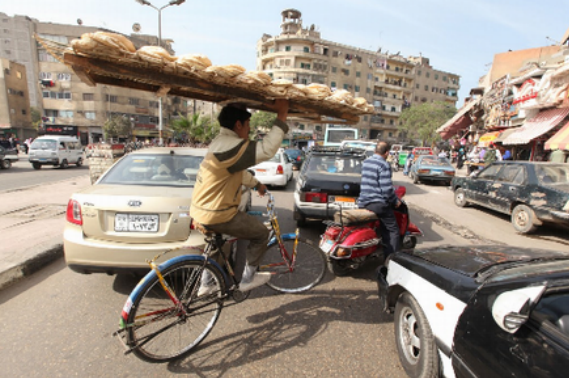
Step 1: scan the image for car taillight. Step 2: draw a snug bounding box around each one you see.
[66,199,82,225]
[276,165,284,174]
[300,192,328,203]
[297,156,301,161]
[444,170,455,176]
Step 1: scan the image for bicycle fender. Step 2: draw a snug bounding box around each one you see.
[120,255,228,326]
[268,233,296,246]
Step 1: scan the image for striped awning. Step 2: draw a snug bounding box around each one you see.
[477,131,502,147]
[545,120,569,150]
[502,107,569,145]
[436,98,481,139]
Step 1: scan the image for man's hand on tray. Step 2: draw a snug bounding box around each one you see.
[269,99,289,122]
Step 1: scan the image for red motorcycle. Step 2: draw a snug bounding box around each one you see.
[319,186,422,276]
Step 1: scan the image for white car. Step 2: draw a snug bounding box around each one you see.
[251,152,293,187]
[63,147,251,274]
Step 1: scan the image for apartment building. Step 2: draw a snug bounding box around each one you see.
[0,59,33,138]
[0,13,189,144]
[257,9,460,142]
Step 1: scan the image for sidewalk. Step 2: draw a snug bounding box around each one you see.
[0,175,91,290]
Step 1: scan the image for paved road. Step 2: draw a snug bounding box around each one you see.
[0,155,89,192]
[0,176,471,378]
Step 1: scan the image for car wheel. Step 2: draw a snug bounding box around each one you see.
[76,158,83,167]
[327,259,350,276]
[60,159,69,169]
[511,204,538,234]
[454,188,469,207]
[412,172,419,184]
[1,159,11,169]
[395,292,440,378]
[401,235,417,249]
[32,162,42,170]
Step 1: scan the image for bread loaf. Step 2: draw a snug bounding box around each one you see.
[205,64,246,78]
[137,46,176,62]
[176,54,212,70]
[90,32,136,53]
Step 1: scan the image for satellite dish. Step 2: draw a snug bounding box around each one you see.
[77,18,83,25]
[132,23,141,33]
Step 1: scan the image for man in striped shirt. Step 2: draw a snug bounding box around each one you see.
[357,141,401,260]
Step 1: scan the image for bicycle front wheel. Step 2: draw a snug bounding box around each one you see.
[126,260,225,363]
[261,238,326,293]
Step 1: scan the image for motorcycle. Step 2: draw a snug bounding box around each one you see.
[387,152,399,172]
[319,186,422,276]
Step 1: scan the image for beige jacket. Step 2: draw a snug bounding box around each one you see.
[190,118,289,225]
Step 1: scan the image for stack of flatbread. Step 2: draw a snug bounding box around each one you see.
[71,32,136,55]
[136,46,176,64]
[326,89,354,105]
[265,79,293,96]
[305,83,332,100]
[352,97,375,113]
[205,64,247,80]
[176,54,212,71]
[235,70,272,88]
[286,84,309,98]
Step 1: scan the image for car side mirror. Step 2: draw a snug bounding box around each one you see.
[492,285,545,333]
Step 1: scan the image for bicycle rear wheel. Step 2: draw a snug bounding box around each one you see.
[126,260,225,363]
[261,238,326,293]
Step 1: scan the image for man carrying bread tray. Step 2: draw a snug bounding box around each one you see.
[190,99,290,295]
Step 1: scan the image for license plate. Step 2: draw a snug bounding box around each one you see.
[320,239,334,254]
[335,196,355,203]
[255,169,267,175]
[432,171,442,176]
[115,214,159,232]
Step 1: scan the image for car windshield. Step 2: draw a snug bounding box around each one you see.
[535,164,569,185]
[343,141,375,149]
[99,153,205,187]
[268,153,282,163]
[420,156,451,166]
[31,139,57,150]
[285,149,302,159]
[307,155,363,175]
[414,149,431,156]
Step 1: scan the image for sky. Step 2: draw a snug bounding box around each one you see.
[2,0,567,104]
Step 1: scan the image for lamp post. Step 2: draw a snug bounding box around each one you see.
[135,0,186,146]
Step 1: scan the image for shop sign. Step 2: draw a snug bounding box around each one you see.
[513,79,539,105]
[44,125,78,136]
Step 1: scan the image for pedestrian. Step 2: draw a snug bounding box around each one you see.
[502,148,512,160]
[484,143,498,166]
[357,141,401,264]
[403,150,414,176]
[456,146,466,169]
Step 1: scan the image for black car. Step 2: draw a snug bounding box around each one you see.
[452,161,569,234]
[0,144,18,169]
[293,147,365,227]
[377,245,569,378]
[283,148,305,170]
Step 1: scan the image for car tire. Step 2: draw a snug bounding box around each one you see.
[60,159,69,169]
[454,188,469,207]
[412,172,419,184]
[395,292,440,378]
[1,159,11,169]
[76,158,83,167]
[327,259,350,276]
[32,162,42,170]
[511,204,538,234]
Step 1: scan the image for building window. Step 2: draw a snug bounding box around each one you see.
[343,83,349,90]
[57,92,71,100]
[424,85,428,91]
[42,91,50,98]
[417,70,421,76]
[303,46,309,53]
[366,87,371,94]
[285,46,291,52]
[128,97,139,106]
[356,71,361,78]
[342,68,349,76]
[442,76,447,82]
[426,72,430,78]
[16,71,21,79]
[59,110,74,118]
[389,120,394,125]
[106,94,118,103]
[149,100,159,108]
[84,111,96,120]
[40,72,52,80]
[414,96,418,101]
[434,74,439,80]
[331,81,336,88]
[83,93,94,101]
[22,109,27,115]
[367,73,372,80]
[415,84,419,89]
[300,62,311,69]
[38,51,58,62]
[57,73,71,81]
[355,85,360,92]
[331,66,337,73]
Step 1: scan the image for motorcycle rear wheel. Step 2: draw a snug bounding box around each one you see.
[327,259,350,276]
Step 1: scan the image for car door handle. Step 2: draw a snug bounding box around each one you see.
[509,187,516,192]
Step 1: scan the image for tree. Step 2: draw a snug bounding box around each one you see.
[30,107,42,129]
[170,113,218,144]
[103,115,133,141]
[250,110,276,140]
[398,101,456,147]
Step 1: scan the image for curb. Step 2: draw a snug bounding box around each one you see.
[0,243,63,291]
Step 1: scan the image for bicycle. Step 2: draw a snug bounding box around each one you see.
[113,192,327,363]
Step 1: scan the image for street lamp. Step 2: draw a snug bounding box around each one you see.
[135,0,186,146]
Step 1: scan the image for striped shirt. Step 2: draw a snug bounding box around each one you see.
[357,154,397,207]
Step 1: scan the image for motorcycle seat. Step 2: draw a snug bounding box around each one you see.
[334,209,378,225]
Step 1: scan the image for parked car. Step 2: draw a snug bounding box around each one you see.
[452,161,569,234]
[28,135,83,169]
[251,151,293,187]
[0,144,18,169]
[409,155,455,185]
[63,147,252,274]
[293,147,365,227]
[340,139,377,151]
[283,148,305,170]
[377,245,569,378]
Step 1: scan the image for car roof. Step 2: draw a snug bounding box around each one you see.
[130,147,208,156]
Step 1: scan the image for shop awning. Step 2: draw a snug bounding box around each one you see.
[502,107,569,145]
[436,98,481,139]
[477,131,502,147]
[545,120,569,150]
[494,128,519,143]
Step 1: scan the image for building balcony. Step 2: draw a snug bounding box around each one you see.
[374,81,410,92]
[260,50,328,62]
[265,67,327,77]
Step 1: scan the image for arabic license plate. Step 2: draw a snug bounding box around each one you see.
[255,168,267,175]
[320,239,334,254]
[115,214,159,232]
[432,171,442,176]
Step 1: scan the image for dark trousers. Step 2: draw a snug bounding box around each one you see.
[364,202,400,258]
